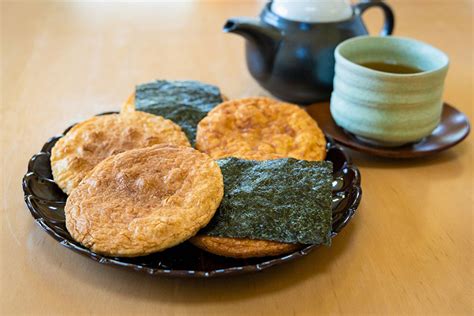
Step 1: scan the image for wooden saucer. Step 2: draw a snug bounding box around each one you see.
[307,102,470,158]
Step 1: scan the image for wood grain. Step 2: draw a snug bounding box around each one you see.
[1,1,472,315]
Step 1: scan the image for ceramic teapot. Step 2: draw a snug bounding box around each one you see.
[224,0,395,104]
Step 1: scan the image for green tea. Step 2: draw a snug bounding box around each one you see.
[359,61,423,74]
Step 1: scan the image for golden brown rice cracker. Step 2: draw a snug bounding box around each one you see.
[65,145,224,257]
[51,105,190,194]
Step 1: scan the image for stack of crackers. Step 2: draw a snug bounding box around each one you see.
[51,81,329,258]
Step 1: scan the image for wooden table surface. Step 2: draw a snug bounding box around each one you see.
[1,1,472,315]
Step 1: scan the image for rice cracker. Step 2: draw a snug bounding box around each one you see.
[65,145,224,257]
[51,105,190,194]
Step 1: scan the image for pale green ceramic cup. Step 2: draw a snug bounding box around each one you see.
[330,36,449,147]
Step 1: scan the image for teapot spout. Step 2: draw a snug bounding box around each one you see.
[224,18,282,80]
[223,17,281,38]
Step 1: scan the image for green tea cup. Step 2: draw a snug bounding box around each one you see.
[330,36,449,147]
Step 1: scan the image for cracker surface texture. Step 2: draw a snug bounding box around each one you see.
[65,145,224,257]
[196,97,326,161]
[51,107,190,194]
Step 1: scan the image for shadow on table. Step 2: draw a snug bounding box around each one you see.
[348,140,470,170]
[29,217,358,303]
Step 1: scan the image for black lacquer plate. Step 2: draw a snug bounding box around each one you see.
[22,116,362,277]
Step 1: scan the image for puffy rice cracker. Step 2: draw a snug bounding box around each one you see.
[51,105,190,194]
[65,145,224,257]
[195,97,326,161]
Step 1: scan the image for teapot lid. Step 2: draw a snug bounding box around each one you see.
[271,0,353,23]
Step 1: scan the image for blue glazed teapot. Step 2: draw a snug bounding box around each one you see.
[224,0,394,104]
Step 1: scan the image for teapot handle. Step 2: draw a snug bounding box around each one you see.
[354,1,395,36]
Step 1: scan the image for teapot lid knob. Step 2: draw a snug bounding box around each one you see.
[271,0,353,23]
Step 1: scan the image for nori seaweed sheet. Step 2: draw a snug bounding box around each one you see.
[202,158,333,245]
[134,80,223,145]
